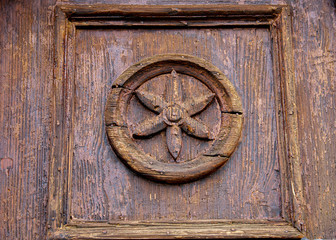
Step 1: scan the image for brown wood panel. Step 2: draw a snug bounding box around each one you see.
[291,1,336,238]
[0,0,55,239]
[51,220,303,239]
[70,27,281,222]
[60,0,285,5]
[1,0,336,239]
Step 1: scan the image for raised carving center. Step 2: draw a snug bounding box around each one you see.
[132,69,216,160]
[165,104,183,122]
[105,54,243,183]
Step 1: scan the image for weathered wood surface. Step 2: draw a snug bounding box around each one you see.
[72,24,280,219]
[60,4,282,18]
[50,220,303,239]
[1,0,336,239]
[291,1,336,237]
[0,0,55,239]
[104,54,242,183]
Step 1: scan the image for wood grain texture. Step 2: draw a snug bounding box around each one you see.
[1,0,336,239]
[269,6,305,232]
[50,220,303,239]
[71,26,281,221]
[290,1,336,238]
[104,54,242,183]
[0,0,55,239]
[59,0,286,6]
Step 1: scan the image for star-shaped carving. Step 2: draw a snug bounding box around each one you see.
[132,70,216,160]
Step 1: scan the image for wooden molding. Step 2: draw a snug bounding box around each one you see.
[48,4,304,239]
[49,220,303,239]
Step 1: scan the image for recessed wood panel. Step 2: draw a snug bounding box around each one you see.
[71,27,281,221]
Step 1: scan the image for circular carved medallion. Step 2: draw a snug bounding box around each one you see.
[105,54,243,184]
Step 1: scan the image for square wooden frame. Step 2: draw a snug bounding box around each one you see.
[48,4,304,239]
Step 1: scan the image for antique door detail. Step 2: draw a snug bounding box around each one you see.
[134,69,215,159]
[105,54,243,183]
[48,5,305,239]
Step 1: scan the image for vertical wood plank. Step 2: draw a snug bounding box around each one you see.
[0,0,55,239]
[291,1,336,238]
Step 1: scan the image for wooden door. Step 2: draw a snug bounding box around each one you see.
[47,4,303,239]
[1,1,336,240]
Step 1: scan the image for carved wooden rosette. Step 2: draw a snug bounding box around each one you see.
[105,54,243,183]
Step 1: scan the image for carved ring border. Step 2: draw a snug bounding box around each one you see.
[105,54,243,183]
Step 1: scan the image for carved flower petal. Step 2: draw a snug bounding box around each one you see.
[166,70,183,104]
[166,125,182,160]
[181,117,214,140]
[183,93,215,116]
[135,90,168,113]
[132,114,166,137]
